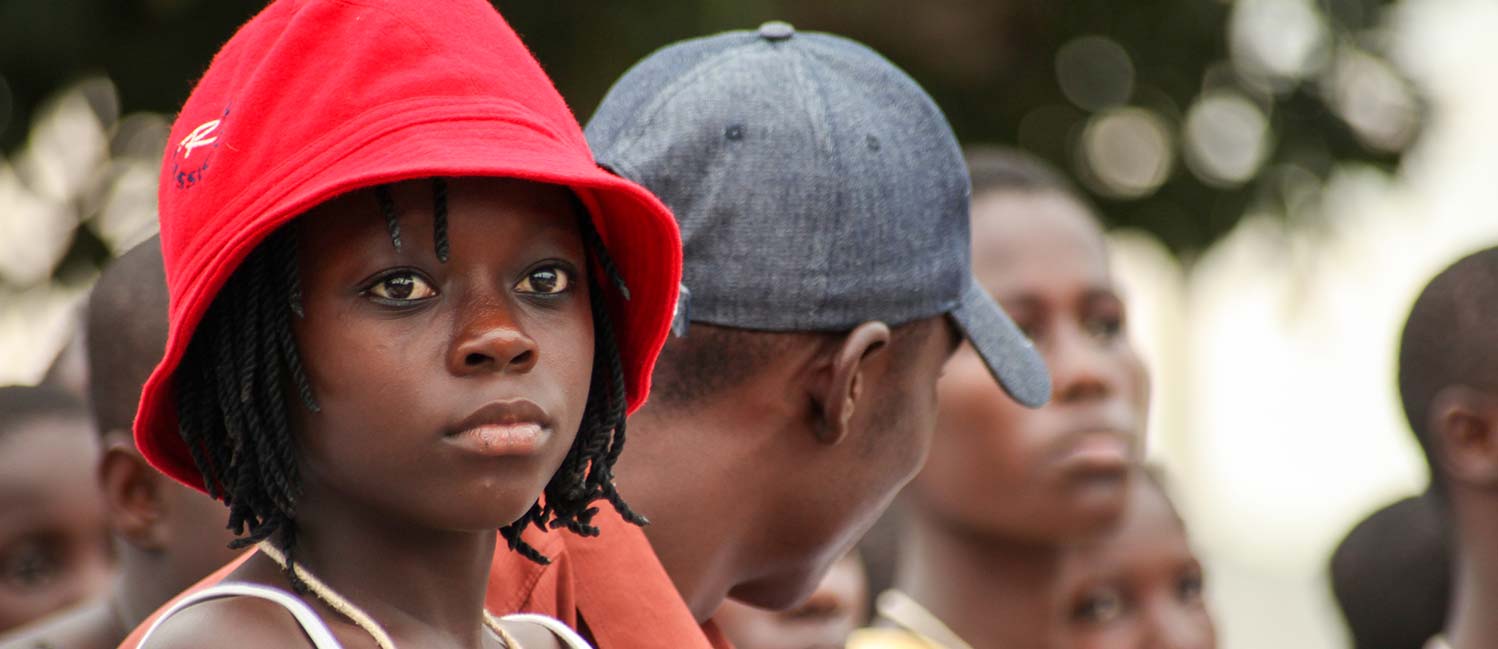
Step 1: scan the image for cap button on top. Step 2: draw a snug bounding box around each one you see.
[758,21,795,41]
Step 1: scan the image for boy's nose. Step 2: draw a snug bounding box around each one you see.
[1144,604,1213,649]
[1048,324,1114,404]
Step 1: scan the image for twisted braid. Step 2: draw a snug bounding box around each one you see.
[374,184,402,252]
[175,228,311,592]
[433,177,451,263]
[576,209,631,301]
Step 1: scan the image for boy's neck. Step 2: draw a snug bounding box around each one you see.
[1447,495,1498,649]
[617,402,774,623]
[114,546,179,631]
[892,510,1064,649]
[275,493,499,647]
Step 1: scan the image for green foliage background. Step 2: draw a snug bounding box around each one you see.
[0,0,1411,261]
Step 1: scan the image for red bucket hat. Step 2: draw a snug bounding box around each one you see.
[135,0,682,493]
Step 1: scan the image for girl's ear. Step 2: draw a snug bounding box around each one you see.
[1431,384,1498,488]
[812,321,891,446]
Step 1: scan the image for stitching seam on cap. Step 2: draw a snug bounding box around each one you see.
[789,42,847,327]
[330,0,435,50]
[606,34,763,167]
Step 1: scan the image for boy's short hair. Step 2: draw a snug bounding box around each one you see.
[1397,247,1498,487]
[650,326,813,407]
[0,384,88,439]
[650,318,943,409]
[1330,493,1451,649]
[86,236,168,437]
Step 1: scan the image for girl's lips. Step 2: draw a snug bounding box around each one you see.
[447,422,547,456]
[446,399,553,456]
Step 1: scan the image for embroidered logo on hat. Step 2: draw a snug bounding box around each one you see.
[169,105,229,190]
[178,120,221,158]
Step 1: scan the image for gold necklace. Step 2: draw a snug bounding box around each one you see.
[258,542,520,648]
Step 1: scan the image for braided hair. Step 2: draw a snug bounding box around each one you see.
[173,178,644,592]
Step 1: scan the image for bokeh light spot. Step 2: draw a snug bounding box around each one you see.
[1056,35,1136,112]
[1184,91,1271,187]
[1077,107,1174,199]
[1324,46,1419,152]
[1230,0,1330,92]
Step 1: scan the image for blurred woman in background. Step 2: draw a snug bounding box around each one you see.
[851,147,1150,649]
[1055,467,1216,649]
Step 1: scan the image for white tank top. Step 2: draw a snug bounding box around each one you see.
[136,582,593,649]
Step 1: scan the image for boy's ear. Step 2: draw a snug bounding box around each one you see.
[1431,385,1498,488]
[812,321,891,446]
[99,432,169,551]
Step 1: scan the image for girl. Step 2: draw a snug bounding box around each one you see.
[132,0,682,647]
[853,147,1149,649]
[1055,468,1217,649]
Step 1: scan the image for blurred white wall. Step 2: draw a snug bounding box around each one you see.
[1112,1,1498,647]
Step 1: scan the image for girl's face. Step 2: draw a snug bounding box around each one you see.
[0,417,113,633]
[1056,478,1215,649]
[290,177,594,532]
[912,190,1147,543]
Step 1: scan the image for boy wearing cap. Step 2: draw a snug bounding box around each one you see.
[480,22,1048,648]
[1395,248,1498,649]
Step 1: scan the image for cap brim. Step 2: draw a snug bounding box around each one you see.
[949,277,1051,408]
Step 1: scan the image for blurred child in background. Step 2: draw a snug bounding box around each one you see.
[0,237,242,649]
[0,385,112,635]
[1330,491,1451,649]
[1394,247,1498,649]
[1054,467,1216,649]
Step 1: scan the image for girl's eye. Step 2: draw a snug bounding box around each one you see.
[368,272,437,302]
[1071,587,1126,625]
[515,266,572,295]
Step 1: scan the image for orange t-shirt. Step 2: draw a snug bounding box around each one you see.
[486,501,732,649]
[118,503,731,649]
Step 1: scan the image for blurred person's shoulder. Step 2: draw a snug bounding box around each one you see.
[0,599,116,649]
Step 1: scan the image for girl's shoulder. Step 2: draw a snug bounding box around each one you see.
[137,580,346,649]
[499,612,600,649]
[496,620,566,649]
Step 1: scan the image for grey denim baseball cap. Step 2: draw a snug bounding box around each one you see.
[586,22,1050,407]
